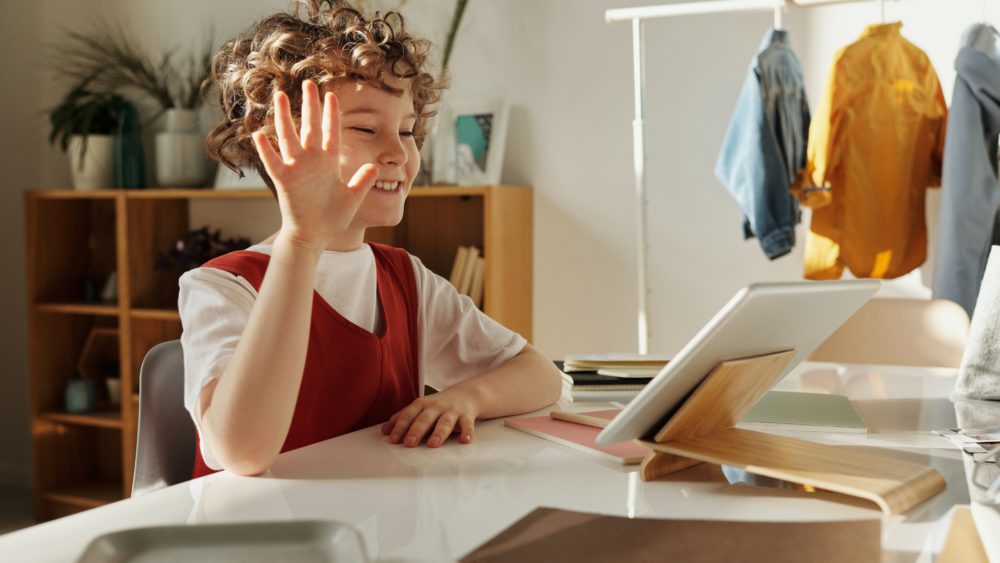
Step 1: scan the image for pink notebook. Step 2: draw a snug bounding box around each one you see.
[504,413,648,465]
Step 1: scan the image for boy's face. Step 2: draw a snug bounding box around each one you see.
[330,76,420,230]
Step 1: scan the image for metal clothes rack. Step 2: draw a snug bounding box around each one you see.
[605,0,896,355]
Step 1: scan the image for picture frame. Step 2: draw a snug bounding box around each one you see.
[433,98,509,186]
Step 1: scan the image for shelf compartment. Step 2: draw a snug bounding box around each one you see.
[126,198,189,310]
[29,314,119,415]
[35,302,120,316]
[40,410,122,430]
[32,424,123,519]
[26,196,118,305]
[41,478,122,509]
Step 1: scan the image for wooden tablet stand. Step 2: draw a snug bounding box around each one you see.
[637,350,946,516]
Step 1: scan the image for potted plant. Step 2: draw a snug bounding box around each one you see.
[48,77,127,190]
[48,23,213,187]
[155,226,252,273]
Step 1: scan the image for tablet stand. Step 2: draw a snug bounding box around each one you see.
[636,350,946,516]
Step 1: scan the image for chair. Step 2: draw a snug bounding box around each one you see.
[132,340,195,497]
[809,298,971,368]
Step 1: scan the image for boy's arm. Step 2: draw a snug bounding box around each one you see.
[198,238,321,476]
[199,80,377,476]
[381,344,563,447]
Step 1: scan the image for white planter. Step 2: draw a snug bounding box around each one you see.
[155,108,206,187]
[68,135,114,190]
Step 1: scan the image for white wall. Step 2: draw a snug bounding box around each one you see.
[0,0,987,491]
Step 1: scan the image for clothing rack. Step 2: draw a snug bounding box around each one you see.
[604,0,899,355]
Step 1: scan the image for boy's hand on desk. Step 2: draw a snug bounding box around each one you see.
[381,390,480,448]
[252,79,378,253]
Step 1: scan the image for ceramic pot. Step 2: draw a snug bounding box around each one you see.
[105,378,121,406]
[155,108,206,187]
[65,379,97,414]
[68,135,115,190]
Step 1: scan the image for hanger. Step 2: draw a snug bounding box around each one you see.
[774,2,784,31]
[877,0,886,24]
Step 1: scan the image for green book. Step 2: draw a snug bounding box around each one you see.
[741,391,867,433]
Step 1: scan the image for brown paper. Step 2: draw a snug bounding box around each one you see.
[460,507,881,563]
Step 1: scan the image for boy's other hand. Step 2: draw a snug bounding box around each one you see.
[380,389,481,448]
[252,79,378,253]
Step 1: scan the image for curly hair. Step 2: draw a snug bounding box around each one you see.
[203,0,446,193]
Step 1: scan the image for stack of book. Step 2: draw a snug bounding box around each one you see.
[559,354,670,403]
[449,246,485,308]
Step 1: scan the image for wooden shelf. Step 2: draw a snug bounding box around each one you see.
[29,190,120,200]
[128,188,272,200]
[25,185,532,520]
[29,185,511,201]
[131,308,181,321]
[35,303,120,317]
[42,479,122,509]
[40,410,123,430]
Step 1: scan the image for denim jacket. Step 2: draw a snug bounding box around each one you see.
[933,24,1000,317]
[715,29,810,260]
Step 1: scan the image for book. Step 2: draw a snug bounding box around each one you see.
[469,256,485,307]
[550,409,618,428]
[449,246,470,289]
[565,389,641,403]
[596,367,663,378]
[563,353,670,373]
[739,391,868,433]
[458,246,481,295]
[504,414,648,464]
[558,363,650,402]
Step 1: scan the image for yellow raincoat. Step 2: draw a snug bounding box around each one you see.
[795,22,947,280]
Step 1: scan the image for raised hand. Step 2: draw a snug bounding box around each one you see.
[252,79,379,252]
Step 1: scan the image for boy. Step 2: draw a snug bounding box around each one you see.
[182,1,562,477]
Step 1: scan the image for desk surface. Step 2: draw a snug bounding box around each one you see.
[1,362,991,562]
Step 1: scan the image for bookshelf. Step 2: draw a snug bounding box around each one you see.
[24,185,532,520]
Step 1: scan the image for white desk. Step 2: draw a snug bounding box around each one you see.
[1,362,992,562]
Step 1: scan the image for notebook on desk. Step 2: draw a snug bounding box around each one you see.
[504,413,647,465]
[739,391,867,433]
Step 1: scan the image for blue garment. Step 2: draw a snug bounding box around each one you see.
[715,29,810,260]
[933,24,1000,317]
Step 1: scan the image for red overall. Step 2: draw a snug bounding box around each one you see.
[191,243,420,478]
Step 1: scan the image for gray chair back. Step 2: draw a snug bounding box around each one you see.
[132,340,195,497]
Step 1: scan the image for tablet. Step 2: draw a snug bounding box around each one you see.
[595,280,880,445]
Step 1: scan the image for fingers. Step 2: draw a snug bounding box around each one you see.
[457,414,475,444]
[300,80,321,151]
[427,413,459,448]
[387,405,420,444]
[380,411,400,435]
[252,130,283,179]
[401,410,438,447]
[321,91,340,155]
[272,90,301,161]
[347,163,378,196]
[384,405,475,447]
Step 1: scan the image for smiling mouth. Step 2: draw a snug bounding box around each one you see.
[373,180,403,191]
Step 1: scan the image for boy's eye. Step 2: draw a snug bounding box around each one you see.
[351,127,375,134]
[401,131,415,137]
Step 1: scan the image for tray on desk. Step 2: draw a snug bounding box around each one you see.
[77,520,369,563]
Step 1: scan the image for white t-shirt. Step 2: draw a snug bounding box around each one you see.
[179,243,527,469]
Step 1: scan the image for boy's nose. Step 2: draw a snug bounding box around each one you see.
[378,137,407,166]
